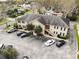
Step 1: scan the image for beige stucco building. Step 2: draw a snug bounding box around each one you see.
[16,14,70,37]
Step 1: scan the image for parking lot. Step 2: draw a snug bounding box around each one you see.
[0,31,76,59]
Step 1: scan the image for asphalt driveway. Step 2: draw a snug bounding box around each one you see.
[0,31,76,59]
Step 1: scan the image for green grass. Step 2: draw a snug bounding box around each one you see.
[5,25,13,31]
[74,24,79,59]
[0,18,10,26]
[74,24,79,50]
[4,23,16,31]
[77,54,79,59]
[25,10,33,14]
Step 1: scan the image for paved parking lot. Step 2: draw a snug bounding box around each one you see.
[0,31,76,59]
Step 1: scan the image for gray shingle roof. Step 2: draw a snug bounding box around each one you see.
[17,14,69,28]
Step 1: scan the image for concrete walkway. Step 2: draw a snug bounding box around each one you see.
[69,21,78,59]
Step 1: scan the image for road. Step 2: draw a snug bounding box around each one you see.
[69,21,78,59]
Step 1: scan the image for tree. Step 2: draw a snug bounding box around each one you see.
[14,23,18,29]
[0,47,18,59]
[27,24,35,31]
[34,26,42,35]
[34,0,76,17]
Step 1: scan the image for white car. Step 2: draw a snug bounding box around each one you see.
[44,39,55,46]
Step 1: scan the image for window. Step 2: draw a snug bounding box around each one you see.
[64,28,66,31]
[23,25,26,28]
[61,27,62,30]
[56,32,58,34]
[63,33,64,36]
[54,31,55,34]
[45,24,50,29]
[22,21,24,23]
[60,32,62,35]
[19,25,21,27]
[18,25,22,29]
[54,26,56,29]
[57,26,58,29]
[18,21,20,23]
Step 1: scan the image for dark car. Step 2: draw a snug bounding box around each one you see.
[0,44,5,49]
[23,56,29,59]
[56,40,66,48]
[21,32,33,38]
[7,28,18,33]
[17,31,26,36]
[7,45,13,48]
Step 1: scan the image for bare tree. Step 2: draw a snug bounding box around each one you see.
[34,0,76,16]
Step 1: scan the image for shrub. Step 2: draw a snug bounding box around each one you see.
[13,23,18,29]
[7,9,25,18]
[34,26,43,35]
[67,14,77,21]
[57,32,70,39]
[0,47,18,59]
[27,24,35,31]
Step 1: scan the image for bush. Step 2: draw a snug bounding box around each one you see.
[7,9,25,18]
[34,26,43,35]
[67,14,77,21]
[27,24,35,31]
[57,32,70,39]
[13,23,18,29]
[0,47,18,59]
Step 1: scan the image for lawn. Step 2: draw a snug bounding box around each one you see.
[74,24,79,50]
[0,18,10,26]
[77,53,79,59]
[4,23,16,31]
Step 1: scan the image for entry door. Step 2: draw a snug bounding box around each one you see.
[45,24,50,29]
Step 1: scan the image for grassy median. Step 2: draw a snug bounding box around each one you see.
[74,24,79,59]
[74,24,79,50]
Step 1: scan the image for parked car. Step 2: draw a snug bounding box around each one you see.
[0,44,5,49]
[7,45,13,48]
[7,28,18,33]
[21,32,33,38]
[56,40,66,48]
[23,56,29,59]
[17,31,26,36]
[44,39,55,46]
